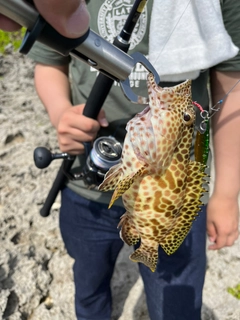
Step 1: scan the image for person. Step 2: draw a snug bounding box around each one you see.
[28,0,240,319]
[208,71,240,249]
[0,0,89,37]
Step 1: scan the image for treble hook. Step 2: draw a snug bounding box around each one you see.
[193,79,240,134]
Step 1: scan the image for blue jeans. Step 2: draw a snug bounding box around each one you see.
[60,187,206,320]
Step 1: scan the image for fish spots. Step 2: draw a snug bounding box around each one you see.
[164,190,171,197]
[177,179,184,188]
[161,128,167,136]
[164,170,176,189]
[143,204,150,210]
[133,184,139,190]
[164,211,171,218]
[174,170,181,178]
[145,131,152,139]
[166,121,171,127]
[178,163,184,171]
[134,203,141,210]
[176,153,184,162]
[173,187,181,194]
[144,227,152,234]
[158,178,168,189]
[170,194,178,201]
[180,172,186,180]
[149,141,154,150]
[162,93,167,100]
[146,196,153,203]
[152,151,156,159]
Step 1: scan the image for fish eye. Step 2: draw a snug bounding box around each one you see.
[183,111,194,125]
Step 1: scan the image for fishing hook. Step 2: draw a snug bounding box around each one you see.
[193,79,240,134]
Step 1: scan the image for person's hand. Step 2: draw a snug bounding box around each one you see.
[207,192,239,250]
[56,104,109,155]
[0,0,89,37]
[33,0,89,38]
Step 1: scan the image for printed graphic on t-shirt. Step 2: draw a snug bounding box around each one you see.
[97,0,148,50]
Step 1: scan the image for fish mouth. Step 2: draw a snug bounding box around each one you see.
[147,73,192,100]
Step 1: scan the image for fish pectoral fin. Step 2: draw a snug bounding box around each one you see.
[118,214,140,246]
[108,165,147,208]
[108,174,134,208]
[160,161,207,255]
[130,242,159,272]
[98,163,123,192]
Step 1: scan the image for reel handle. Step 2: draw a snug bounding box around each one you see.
[34,147,69,169]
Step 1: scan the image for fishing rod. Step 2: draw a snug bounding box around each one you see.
[32,0,156,217]
[0,0,133,81]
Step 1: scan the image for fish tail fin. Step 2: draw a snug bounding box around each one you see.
[130,242,158,272]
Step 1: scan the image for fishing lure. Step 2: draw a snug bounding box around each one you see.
[193,78,240,165]
[192,101,210,166]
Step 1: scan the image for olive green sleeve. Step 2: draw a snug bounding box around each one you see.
[215,0,240,71]
[28,42,71,66]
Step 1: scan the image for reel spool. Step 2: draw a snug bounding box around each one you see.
[83,136,122,186]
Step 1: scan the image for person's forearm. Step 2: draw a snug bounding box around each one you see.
[34,63,72,128]
[210,70,240,199]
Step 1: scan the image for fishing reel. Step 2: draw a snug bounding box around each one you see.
[34,136,122,188]
[82,136,122,186]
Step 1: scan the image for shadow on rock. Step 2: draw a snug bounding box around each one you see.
[202,303,219,320]
[111,245,140,319]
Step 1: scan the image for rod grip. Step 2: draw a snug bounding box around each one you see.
[39,159,74,217]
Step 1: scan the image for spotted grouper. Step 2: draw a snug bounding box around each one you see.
[99,73,206,272]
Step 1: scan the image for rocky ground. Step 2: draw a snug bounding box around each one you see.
[0,49,240,320]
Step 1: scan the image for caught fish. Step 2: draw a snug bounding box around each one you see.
[99,73,206,272]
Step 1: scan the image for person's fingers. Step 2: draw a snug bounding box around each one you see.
[207,221,223,250]
[57,137,85,154]
[58,126,98,145]
[34,0,90,38]
[225,231,239,247]
[207,221,217,243]
[208,232,227,250]
[208,230,239,250]
[97,109,109,127]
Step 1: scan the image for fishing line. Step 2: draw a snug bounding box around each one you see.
[151,0,191,67]
[215,78,240,106]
